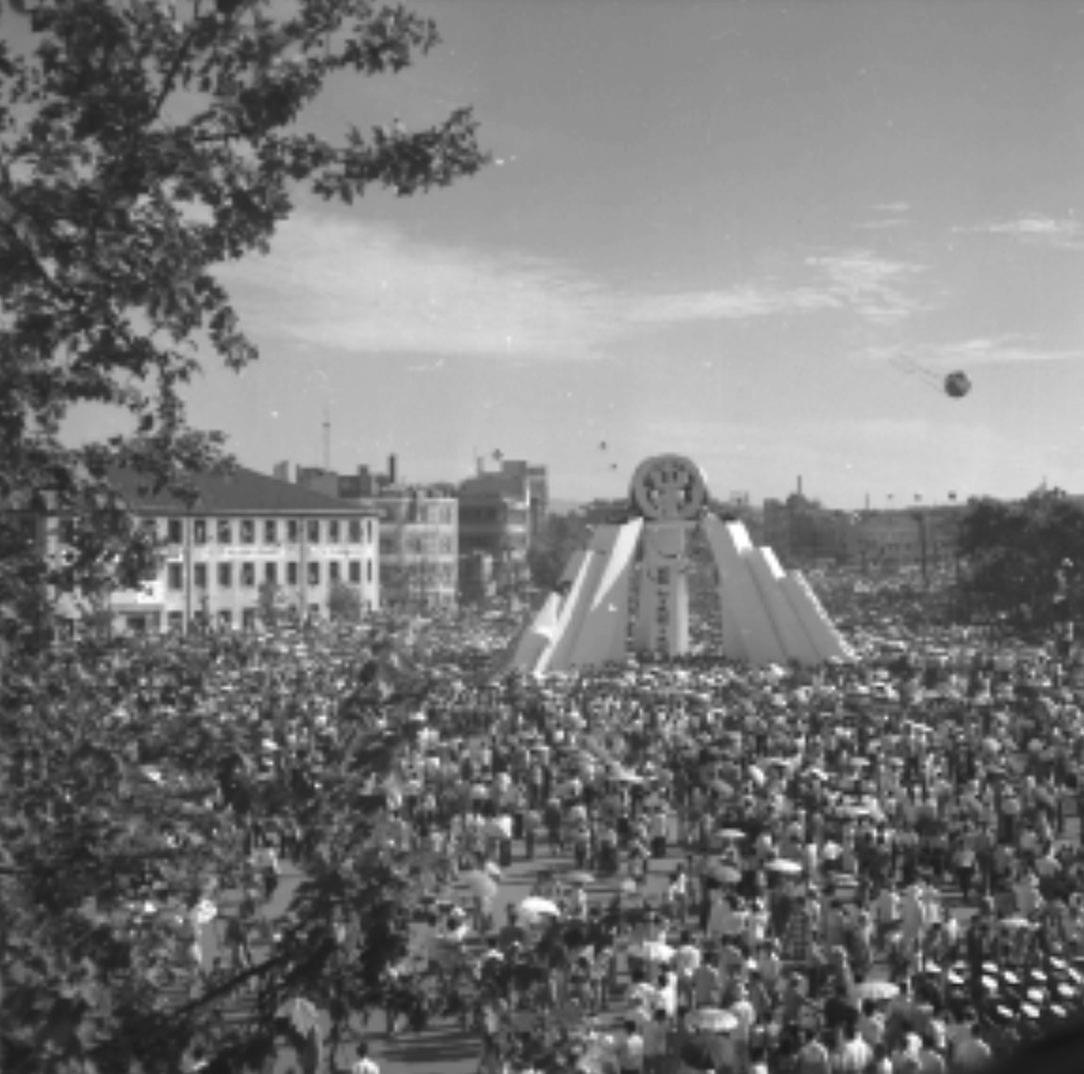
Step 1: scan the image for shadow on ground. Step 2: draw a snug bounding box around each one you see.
[380,1027,480,1067]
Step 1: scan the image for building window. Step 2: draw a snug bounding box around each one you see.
[307,519,321,544]
[307,561,321,586]
[286,561,298,586]
[166,563,183,590]
[193,519,207,544]
[308,603,320,619]
[366,559,373,583]
[241,562,255,588]
[216,518,232,544]
[348,560,361,583]
[328,519,341,543]
[242,608,257,631]
[218,609,232,628]
[329,561,341,582]
[194,563,208,589]
[348,519,362,543]
[167,518,183,544]
[264,519,277,544]
[217,562,232,588]
[167,611,184,632]
[264,562,277,585]
[287,518,299,543]
[366,519,374,544]
[239,519,255,544]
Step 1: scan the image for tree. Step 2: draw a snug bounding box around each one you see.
[1,629,441,1074]
[955,488,1084,629]
[257,578,283,627]
[0,0,486,651]
[327,579,361,622]
[527,511,589,592]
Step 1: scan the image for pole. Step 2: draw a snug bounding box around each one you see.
[183,513,193,636]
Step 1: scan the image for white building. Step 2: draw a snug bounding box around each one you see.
[100,467,380,634]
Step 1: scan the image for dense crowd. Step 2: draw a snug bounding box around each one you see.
[8,596,1084,1074]
[375,633,1084,1073]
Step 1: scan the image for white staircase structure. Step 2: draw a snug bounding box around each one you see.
[507,454,852,674]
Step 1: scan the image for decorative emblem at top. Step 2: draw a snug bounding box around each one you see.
[630,454,709,521]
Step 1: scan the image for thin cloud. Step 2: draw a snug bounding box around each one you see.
[628,285,841,325]
[871,336,1081,369]
[805,250,927,324]
[219,215,925,361]
[858,201,910,230]
[956,214,1084,249]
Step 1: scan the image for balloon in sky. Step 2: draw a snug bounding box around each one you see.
[599,440,608,450]
[944,371,971,399]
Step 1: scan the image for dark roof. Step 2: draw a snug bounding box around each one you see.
[110,466,378,516]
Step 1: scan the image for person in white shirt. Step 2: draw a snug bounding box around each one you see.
[673,929,701,1007]
[834,1023,872,1072]
[616,1019,645,1074]
[351,1042,379,1074]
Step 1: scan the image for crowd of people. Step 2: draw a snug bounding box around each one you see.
[368,613,1084,1073]
[9,588,1084,1074]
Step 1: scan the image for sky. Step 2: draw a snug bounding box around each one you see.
[68,1,1084,508]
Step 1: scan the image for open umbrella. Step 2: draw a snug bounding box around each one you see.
[465,870,498,901]
[765,859,803,876]
[717,828,746,841]
[690,1008,739,1033]
[854,980,899,1002]
[518,895,561,919]
[1000,916,1034,931]
[277,997,320,1036]
[565,870,596,886]
[704,861,742,886]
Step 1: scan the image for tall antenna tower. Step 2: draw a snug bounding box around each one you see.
[322,405,331,472]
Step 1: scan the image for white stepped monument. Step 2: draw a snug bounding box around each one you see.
[508,454,852,674]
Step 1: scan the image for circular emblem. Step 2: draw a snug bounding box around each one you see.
[629,455,709,521]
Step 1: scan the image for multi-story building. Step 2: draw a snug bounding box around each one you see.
[294,456,458,609]
[371,490,458,610]
[95,466,379,634]
[762,484,963,571]
[457,459,549,590]
[762,493,853,564]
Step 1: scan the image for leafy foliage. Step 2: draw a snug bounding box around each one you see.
[0,0,486,649]
[327,579,362,621]
[954,488,1084,628]
[1,628,440,1074]
[526,512,589,592]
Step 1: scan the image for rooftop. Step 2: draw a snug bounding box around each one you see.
[110,466,378,516]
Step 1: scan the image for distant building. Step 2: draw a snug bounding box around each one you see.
[763,494,853,564]
[762,488,963,570]
[50,466,381,635]
[295,455,458,609]
[457,460,549,587]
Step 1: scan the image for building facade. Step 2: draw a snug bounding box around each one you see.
[294,456,458,609]
[371,491,458,610]
[457,460,549,595]
[762,490,963,571]
[98,467,380,634]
